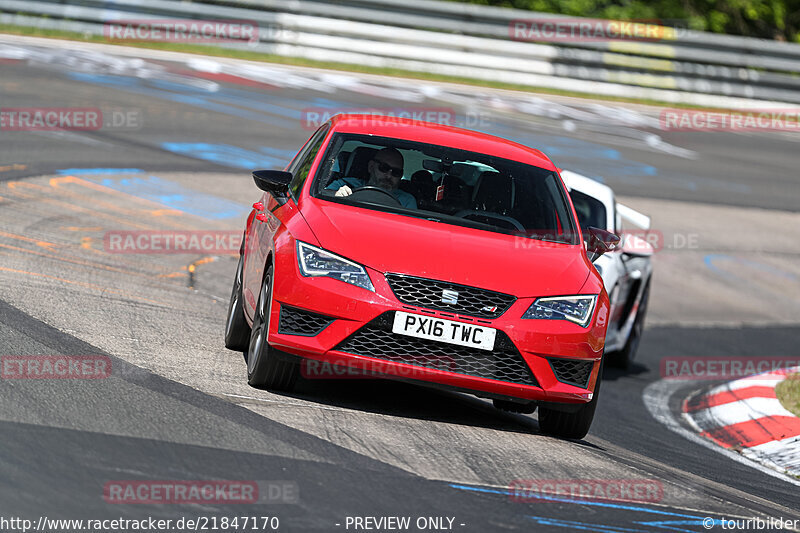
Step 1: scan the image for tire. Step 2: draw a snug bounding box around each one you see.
[608,279,651,369]
[245,264,299,391]
[538,359,603,439]
[224,255,251,351]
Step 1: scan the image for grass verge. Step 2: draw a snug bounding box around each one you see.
[776,373,800,418]
[0,22,708,109]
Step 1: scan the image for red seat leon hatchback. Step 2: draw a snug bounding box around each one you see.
[225,114,618,439]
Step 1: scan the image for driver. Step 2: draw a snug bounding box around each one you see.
[326,147,417,209]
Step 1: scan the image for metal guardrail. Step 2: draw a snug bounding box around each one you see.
[2,0,800,106]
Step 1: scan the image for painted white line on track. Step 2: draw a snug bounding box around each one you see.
[642,378,800,487]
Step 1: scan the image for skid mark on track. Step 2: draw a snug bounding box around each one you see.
[0,242,173,279]
[160,143,292,170]
[66,72,300,130]
[50,176,189,223]
[0,163,27,172]
[704,254,798,281]
[79,174,248,220]
[5,181,157,231]
[0,230,58,249]
[703,254,800,306]
[0,267,170,306]
[56,168,144,175]
[1,171,243,290]
[47,177,186,224]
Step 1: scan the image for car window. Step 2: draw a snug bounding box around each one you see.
[312,133,577,244]
[569,189,607,231]
[286,131,316,173]
[288,124,329,199]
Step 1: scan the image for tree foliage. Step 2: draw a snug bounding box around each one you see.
[456,0,800,41]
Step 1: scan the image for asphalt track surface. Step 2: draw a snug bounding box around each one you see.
[1,35,799,532]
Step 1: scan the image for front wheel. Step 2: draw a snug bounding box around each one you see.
[245,265,299,391]
[224,255,251,351]
[538,359,602,439]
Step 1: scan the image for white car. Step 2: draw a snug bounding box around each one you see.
[560,170,654,369]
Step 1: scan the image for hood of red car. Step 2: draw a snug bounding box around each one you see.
[300,199,591,298]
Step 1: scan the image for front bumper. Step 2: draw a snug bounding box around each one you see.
[268,246,606,405]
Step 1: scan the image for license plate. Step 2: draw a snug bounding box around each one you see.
[392,311,496,351]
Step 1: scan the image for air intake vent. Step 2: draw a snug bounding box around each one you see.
[278,305,334,336]
[548,358,594,388]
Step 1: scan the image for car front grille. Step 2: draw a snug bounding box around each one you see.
[548,358,594,388]
[334,312,537,387]
[278,305,334,336]
[384,273,516,319]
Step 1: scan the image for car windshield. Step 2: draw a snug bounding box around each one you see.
[569,189,608,231]
[311,133,578,244]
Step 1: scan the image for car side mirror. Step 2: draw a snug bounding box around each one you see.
[585,226,620,262]
[253,170,292,203]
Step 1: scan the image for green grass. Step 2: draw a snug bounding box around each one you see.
[0,22,712,109]
[776,373,800,418]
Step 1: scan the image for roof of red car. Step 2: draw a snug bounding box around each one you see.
[328,114,556,171]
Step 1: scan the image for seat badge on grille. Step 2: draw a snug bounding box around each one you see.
[441,289,459,305]
[481,305,498,313]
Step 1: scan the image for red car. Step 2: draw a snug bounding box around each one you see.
[224,114,618,438]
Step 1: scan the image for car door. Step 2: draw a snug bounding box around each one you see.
[242,125,330,321]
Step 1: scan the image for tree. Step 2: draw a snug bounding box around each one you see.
[460,0,799,41]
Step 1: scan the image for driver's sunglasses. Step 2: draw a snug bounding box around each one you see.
[374,160,403,177]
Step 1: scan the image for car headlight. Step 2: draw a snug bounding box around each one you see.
[522,295,597,327]
[297,241,374,292]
